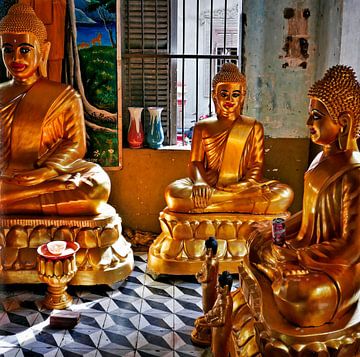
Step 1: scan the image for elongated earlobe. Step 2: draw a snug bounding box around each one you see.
[39,41,51,78]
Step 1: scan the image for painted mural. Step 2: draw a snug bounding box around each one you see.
[74,0,120,168]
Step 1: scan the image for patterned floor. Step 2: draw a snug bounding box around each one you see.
[0,253,226,357]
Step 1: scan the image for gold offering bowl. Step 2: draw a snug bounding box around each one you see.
[37,241,80,310]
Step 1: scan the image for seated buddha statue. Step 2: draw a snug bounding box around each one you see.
[250,65,360,328]
[165,63,293,214]
[0,4,110,216]
[0,4,133,286]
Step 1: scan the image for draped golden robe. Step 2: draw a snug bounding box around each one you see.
[0,79,110,215]
[166,116,293,214]
[252,150,360,326]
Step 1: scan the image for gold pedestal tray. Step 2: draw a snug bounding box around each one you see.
[229,257,360,357]
[37,241,79,310]
[0,204,134,285]
[147,208,289,276]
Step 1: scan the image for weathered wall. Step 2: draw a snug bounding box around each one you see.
[340,0,360,75]
[242,0,319,139]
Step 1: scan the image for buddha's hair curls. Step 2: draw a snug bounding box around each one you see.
[308,65,360,139]
[0,4,47,44]
[212,63,246,92]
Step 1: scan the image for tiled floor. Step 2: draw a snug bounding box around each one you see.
[0,253,218,357]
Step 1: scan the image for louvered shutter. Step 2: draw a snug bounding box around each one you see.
[123,0,177,145]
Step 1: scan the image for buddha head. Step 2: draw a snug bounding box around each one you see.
[307,65,360,150]
[205,236,218,257]
[217,270,233,295]
[0,4,50,81]
[212,63,246,118]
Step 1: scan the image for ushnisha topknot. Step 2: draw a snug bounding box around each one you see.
[308,65,360,139]
[212,63,246,92]
[0,4,47,44]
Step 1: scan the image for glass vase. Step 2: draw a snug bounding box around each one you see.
[147,107,164,149]
[127,107,144,149]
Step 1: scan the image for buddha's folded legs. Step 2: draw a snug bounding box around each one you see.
[165,178,293,214]
[0,166,110,216]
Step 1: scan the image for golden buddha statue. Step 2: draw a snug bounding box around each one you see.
[0,4,133,285]
[230,65,360,356]
[166,63,293,214]
[195,271,233,357]
[147,63,293,276]
[191,237,219,346]
[0,4,110,216]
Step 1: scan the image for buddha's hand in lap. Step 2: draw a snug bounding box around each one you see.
[192,182,213,208]
[271,243,299,263]
[13,167,75,189]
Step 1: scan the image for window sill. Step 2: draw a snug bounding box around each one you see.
[124,144,191,152]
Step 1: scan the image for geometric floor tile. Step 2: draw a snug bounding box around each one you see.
[0,253,236,356]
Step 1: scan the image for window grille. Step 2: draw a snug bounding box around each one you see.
[122,0,242,146]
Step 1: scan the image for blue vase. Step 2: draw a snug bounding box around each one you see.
[147,107,164,149]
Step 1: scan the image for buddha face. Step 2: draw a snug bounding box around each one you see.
[307,98,342,146]
[213,82,245,117]
[1,33,42,82]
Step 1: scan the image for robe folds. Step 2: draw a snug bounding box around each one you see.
[0,79,110,215]
[166,116,293,214]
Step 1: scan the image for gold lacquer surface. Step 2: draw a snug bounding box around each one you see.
[230,65,360,356]
[0,5,110,216]
[148,63,293,276]
[0,4,134,286]
[37,249,78,310]
[195,273,233,357]
[165,64,293,214]
[191,240,219,346]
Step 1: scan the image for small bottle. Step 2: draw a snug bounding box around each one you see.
[272,218,286,246]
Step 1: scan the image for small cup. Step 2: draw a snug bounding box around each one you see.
[47,241,67,255]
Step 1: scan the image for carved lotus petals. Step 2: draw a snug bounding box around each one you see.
[237,221,255,240]
[18,248,37,269]
[112,238,131,258]
[217,221,236,240]
[29,225,50,247]
[54,260,64,277]
[99,227,119,247]
[173,221,193,240]
[6,225,28,248]
[2,247,18,269]
[159,218,172,237]
[75,248,87,268]
[54,226,73,241]
[45,260,54,277]
[216,239,227,259]
[227,239,247,257]
[38,256,46,275]
[194,220,215,239]
[264,340,289,356]
[184,239,206,259]
[76,228,97,248]
[160,237,182,259]
[88,247,109,268]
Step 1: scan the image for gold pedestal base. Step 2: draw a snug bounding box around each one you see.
[147,208,289,275]
[0,204,134,285]
[42,286,73,310]
[230,258,360,357]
